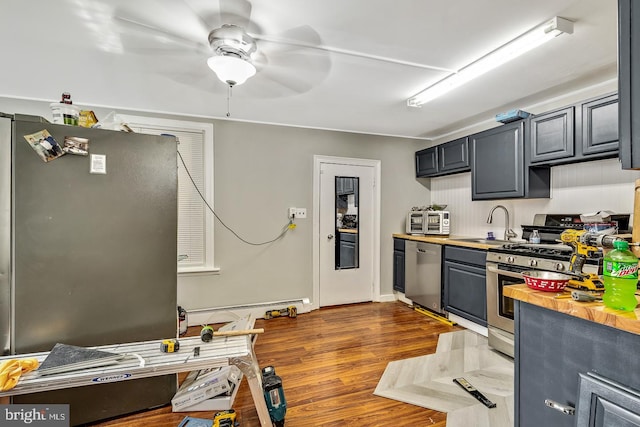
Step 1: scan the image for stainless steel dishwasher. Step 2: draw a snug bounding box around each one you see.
[404,240,444,313]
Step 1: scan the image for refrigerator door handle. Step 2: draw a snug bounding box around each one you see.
[0,116,11,355]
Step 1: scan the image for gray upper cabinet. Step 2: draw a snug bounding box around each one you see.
[438,137,470,174]
[528,93,618,167]
[415,147,438,176]
[619,0,640,169]
[336,177,355,195]
[529,106,575,164]
[578,93,619,157]
[415,137,470,177]
[470,120,550,200]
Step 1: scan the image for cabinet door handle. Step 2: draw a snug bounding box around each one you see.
[544,399,575,415]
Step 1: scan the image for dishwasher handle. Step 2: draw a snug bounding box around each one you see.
[413,242,440,256]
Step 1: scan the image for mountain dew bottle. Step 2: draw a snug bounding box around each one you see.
[603,240,639,311]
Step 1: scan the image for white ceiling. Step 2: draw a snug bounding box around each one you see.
[0,0,618,140]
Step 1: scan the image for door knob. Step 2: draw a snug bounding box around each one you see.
[327,234,334,240]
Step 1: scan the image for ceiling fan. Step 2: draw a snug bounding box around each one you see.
[207,23,257,86]
[112,0,332,103]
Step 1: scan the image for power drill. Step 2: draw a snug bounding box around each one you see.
[560,229,623,291]
[265,306,297,319]
[262,366,286,427]
[213,409,238,427]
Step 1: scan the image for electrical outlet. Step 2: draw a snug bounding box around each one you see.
[288,207,296,218]
[294,208,307,219]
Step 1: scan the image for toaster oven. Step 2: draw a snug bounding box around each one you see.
[406,211,450,235]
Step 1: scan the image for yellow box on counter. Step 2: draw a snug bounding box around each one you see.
[79,110,98,128]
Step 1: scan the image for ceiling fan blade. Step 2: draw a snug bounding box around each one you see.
[183,0,260,33]
[243,25,332,98]
[113,1,210,52]
[219,0,253,29]
[253,25,324,55]
[132,51,221,92]
[114,17,210,55]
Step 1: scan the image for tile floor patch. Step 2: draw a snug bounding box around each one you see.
[374,330,514,427]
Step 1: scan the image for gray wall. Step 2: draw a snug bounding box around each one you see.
[0,97,429,310]
[187,120,428,309]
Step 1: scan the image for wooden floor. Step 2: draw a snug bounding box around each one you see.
[91,301,463,427]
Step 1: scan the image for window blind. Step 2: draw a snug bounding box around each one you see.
[129,125,208,268]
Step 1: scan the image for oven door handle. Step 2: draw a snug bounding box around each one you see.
[487,264,524,279]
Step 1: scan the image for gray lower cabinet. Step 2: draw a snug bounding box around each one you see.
[515,302,640,427]
[442,246,486,325]
[576,372,640,426]
[416,137,470,177]
[393,238,405,293]
[470,120,550,200]
[337,232,357,269]
[619,0,640,169]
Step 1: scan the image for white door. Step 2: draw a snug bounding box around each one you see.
[319,162,375,306]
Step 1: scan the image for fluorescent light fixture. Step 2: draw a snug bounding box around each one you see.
[407,16,574,107]
[207,55,257,86]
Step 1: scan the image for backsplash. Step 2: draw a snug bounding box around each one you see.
[430,158,640,239]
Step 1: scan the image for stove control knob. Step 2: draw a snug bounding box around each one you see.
[507,256,515,264]
[555,263,565,271]
[528,259,538,267]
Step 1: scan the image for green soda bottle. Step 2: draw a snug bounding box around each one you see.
[602,240,639,311]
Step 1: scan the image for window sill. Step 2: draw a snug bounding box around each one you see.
[178,266,221,277]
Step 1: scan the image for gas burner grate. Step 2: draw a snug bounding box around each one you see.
[493,243,603,264]
[501,243,573,257]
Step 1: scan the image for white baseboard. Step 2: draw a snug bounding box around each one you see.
[448,313,488,337]
[395,292,412,306]
[186,298,312,326]
[378,293,397,302]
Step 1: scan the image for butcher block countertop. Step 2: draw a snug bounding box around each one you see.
[339,228,358,234]
[505,284,640,336]
[393,233,507,250]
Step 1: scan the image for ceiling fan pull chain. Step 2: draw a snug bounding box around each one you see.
[226,84,233,117]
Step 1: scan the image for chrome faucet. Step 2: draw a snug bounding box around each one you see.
[487,205,517,241]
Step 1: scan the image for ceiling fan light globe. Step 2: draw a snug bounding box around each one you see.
[207,55,256,86]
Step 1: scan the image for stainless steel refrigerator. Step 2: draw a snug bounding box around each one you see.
[0,113,178,425]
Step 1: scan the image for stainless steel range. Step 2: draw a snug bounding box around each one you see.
[484,213,632,358]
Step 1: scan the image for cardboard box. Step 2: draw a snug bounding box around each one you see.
[171,366,233,411]
[172,316,254,412]
[176,371,243,412]
[172,365,242,412]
